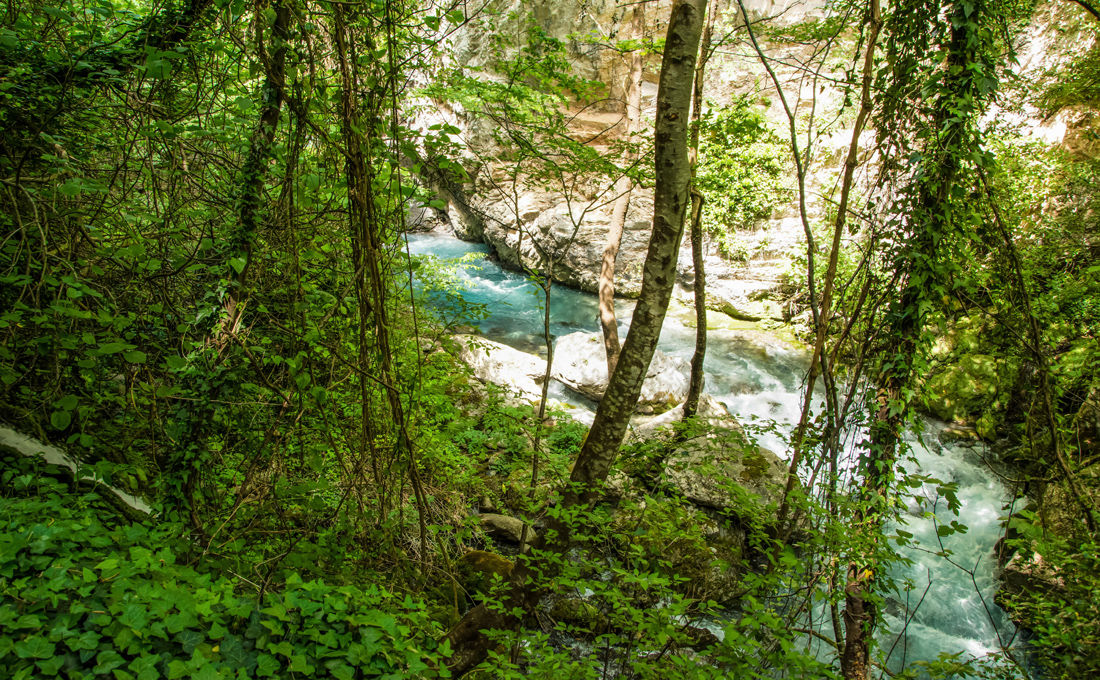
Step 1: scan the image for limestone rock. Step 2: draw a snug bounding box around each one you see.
[627,393,730,443]
[551,331,689,412]
[453,334,545,401]
[479,512,537,545]
[661,417,787,514]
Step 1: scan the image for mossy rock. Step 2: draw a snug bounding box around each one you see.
[549,597,609,637]
[610,496,745,606]
[922,353,1015,425]
[454,550,513,599]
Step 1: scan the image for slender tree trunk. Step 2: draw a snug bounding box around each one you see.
[219,0,291,340]
[599,3,645,376]
[567,0,706,505]
[683,0,719,419]
[444,3,708,674]
[777,0,880,529]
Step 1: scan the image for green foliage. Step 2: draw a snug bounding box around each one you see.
[0,452,449,679]
[1036,37,1100,113]
[999,511,1100,679]
[696,97,789,259]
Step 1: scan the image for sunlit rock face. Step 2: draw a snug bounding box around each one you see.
[414,0,836,312]
[551,331,690,413]
[453,334,545,400]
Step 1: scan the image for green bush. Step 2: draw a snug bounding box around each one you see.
[696,97,789,259]
[0,453,450,680]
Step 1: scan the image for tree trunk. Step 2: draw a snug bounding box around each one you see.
[841,2,978,676]
[599,3,645,376]
[443,2,708,674]
[219,0,291,340]
[683,0,719,419]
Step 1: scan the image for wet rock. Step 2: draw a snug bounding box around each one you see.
[552,332,689,413]
[998,550,1065,602]
[684,625,722,650]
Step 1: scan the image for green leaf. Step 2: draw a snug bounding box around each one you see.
[166,660,189,680]
[129,654,162,680]
[36,656,66,675]
[98,342,130,355]
[95,557,120,572]
[123,350,147,364]
[15,636,55,659]
[50,410,72,430]
[328,662,355,680]
[192,664,221,680]
[255,653,279,677]
[94,649,125,674]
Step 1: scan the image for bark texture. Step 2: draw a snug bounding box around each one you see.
[599,4,645,376]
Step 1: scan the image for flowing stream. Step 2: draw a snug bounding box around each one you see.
[406,231,1021,674]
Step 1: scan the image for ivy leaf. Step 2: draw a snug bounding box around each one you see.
[192,664,221,680]
[255,653,280,677]
[93,649,124,674]
[129,654,161,680]
[35,656,65,675]
[15,636,55,659]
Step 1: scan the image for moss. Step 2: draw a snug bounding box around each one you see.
[458,549,514,577]
[740,448,771,481]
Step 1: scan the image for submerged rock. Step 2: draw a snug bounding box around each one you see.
[552,332,690,413]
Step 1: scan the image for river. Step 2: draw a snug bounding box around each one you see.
[404,230,1022,676]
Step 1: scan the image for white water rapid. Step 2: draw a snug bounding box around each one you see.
[405,231,1022,676]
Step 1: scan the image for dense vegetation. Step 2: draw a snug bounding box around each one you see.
[1,0,1098,679]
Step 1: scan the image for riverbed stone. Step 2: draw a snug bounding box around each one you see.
[551,331,689,412]
[453,334,545,401]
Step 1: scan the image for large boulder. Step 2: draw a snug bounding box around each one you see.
[476,191,654,297]
[661,416,787,515]
[479,512,538,546]
[551,332,689,413]
[921,353,1014,434]
[453,335,545,401]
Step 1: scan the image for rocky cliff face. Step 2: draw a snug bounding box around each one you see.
[414,0,1090,324]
